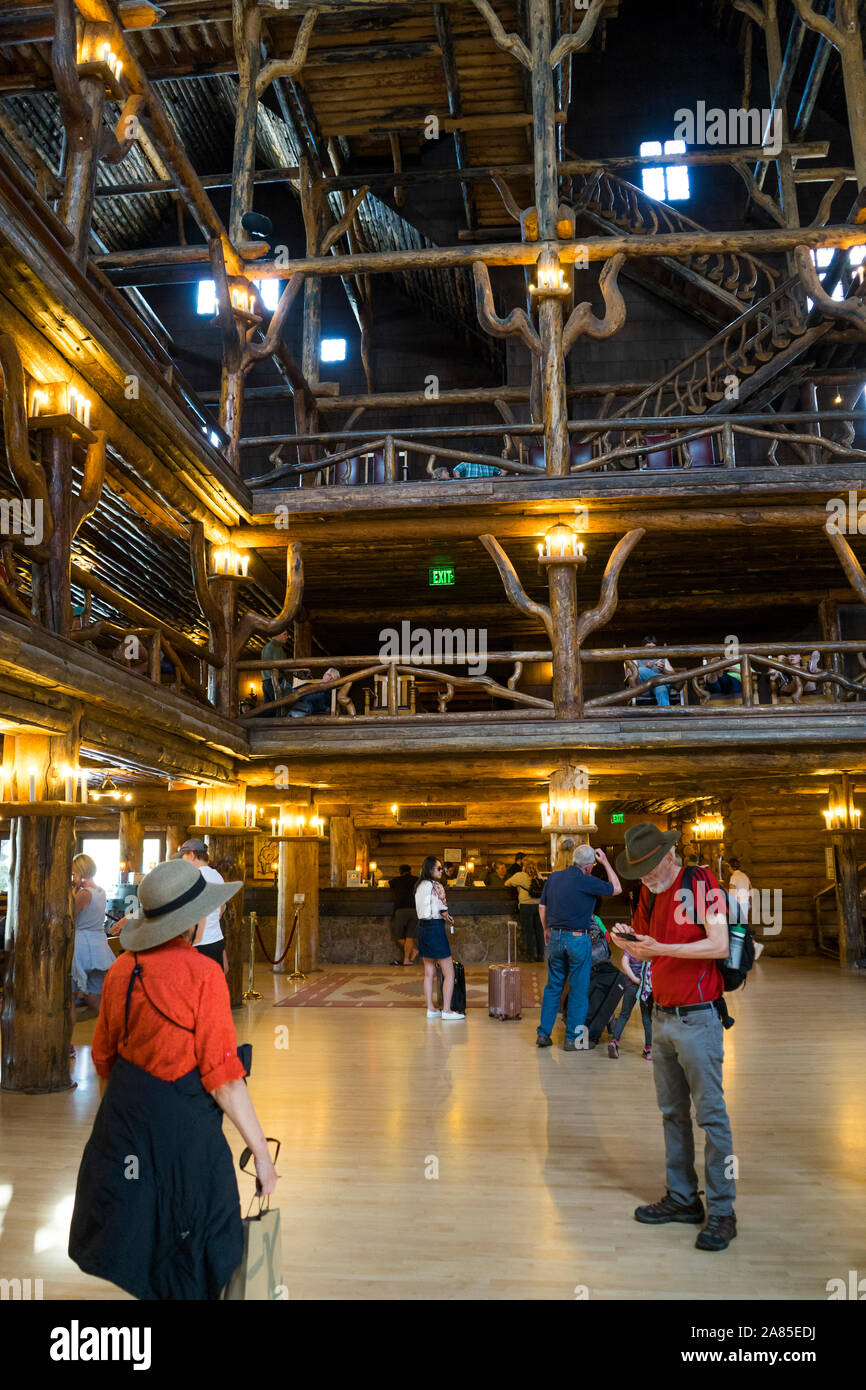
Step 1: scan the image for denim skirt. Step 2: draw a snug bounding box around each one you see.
[417,918,451,959]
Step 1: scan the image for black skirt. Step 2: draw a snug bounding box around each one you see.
[68,1057,243,1300]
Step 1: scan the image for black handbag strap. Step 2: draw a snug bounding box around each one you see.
[123,953,195,1045]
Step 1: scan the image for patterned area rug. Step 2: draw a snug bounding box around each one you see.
[274,966,543,1009]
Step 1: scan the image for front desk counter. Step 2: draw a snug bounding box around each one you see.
[244,885,522,965]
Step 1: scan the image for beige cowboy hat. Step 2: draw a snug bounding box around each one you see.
[615,821,680,879]
[120,858,242,952]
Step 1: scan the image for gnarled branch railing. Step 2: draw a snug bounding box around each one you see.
[244,407,866,484]
[581,641,866,710]
[237,651,556,721]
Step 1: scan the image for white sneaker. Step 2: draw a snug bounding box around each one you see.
[441,1011,465,1020]
[426,1009,442,1018]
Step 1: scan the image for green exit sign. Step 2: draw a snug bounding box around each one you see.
[429,565,455,587]
[611,813,624,824]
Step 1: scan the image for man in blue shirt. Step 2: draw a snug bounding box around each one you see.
[537,845,622,1050]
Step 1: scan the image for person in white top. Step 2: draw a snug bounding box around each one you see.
[414,856,464,1020]
[180,838,227,973]
[727,859,752,926]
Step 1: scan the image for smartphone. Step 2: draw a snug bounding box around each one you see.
[612,929,639,942]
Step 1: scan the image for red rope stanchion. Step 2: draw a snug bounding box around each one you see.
[254,909,299,966]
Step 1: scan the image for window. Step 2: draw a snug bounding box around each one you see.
[196,279,281,314]
[639,140,689,202]
[810,246,846,303]
[321,337,347,363]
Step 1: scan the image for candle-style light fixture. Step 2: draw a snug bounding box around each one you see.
[823,784,861,832]
[540,764,596,831]
[536,515,587,566]
[28,381,95,441]
[208,544,250,580]
[76,30,126,97]
[692,815,725,841]
[529,248,571,298]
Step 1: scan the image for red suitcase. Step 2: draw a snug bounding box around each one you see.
[489,921,522,1020]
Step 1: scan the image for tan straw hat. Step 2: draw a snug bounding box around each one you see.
[615,822,680,879]
[120,858,241,952]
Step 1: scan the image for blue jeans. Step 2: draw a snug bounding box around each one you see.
[538,930,592,1042]
[637,664,670,706]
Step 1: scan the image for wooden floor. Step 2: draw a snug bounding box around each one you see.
[1,957,864,1301]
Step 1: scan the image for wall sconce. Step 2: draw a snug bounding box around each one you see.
[529,248,570,298]
[208,545,250,580]
[76,30,126,97]
[28,381,95,440]
[536,517,587,566]
[540,796,597,831]
[692,816,725,840]
[823,801,861,831]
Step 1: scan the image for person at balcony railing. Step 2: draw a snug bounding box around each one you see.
[431,465,452,480]
[261,629,290,715]
[637,636,675,707]
[772,650,821,699]
[289,667,341,717]
[453,459,502,479]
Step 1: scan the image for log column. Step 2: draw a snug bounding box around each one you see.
[829,773,866,968]
[1,726,80,1093]
[329,810,356,887]
[281,837,320,973]
[529,0,568,477]
[59,75,105,264]
[119,807,144,881]
[209,832,248,1006]
[165,822,184,859]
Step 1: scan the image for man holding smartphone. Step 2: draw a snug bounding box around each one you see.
[611,823,735,1252]
[536,844,621,1051]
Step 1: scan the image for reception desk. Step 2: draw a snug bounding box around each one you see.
[245,885,521,964]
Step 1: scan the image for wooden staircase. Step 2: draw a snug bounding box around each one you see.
[608,274,837,419]
[573,165,779,327]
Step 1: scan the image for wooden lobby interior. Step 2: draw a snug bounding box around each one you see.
[1,0,866,1300]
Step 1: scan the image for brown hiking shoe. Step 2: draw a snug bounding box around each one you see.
[696,1213,737,1251]
[634,1191,705,1225]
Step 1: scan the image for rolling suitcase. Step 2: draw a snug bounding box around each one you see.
[586,962,627,1046]
[434,958,466,1012]
[488,921,522,1020]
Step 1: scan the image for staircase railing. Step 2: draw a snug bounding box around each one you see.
[609,275,811,420]
[575,167,778,308]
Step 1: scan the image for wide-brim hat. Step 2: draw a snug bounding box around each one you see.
[615,822,680,879]
[120,859,241,952]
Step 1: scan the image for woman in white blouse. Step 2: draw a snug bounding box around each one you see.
[414,856,464,1020]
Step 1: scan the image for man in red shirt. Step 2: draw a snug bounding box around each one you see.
[611,823,736,1252]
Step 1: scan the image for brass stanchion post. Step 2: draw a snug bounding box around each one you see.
[288,908,306,983]
[242,911,263,1001]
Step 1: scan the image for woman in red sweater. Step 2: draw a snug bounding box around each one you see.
[69,857,278,1300]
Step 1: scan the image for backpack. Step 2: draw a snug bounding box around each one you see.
[645,866,755,1026]
[589,914,611,965]
[528,875,544,900]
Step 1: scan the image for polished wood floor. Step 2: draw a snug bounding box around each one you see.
[1,957,864,1300]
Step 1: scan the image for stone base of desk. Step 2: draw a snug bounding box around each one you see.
[252,913,522,965]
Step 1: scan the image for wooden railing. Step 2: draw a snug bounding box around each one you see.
[245,407,866,485]
[577,167,777,308]
[236,642,866,723]
[237,652,555,721]
[581,641,866,711]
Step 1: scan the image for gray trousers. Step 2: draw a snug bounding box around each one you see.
[652,1005,736,1216]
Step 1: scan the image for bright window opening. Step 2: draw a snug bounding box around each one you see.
[321,337,347,363]
[639,140,689,202]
